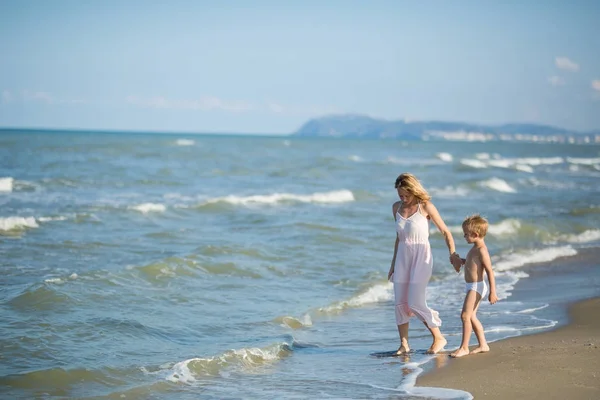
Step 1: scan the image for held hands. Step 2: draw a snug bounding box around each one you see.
[449,252,462,273]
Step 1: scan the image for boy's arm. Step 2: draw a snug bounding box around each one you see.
[480,247,498,304]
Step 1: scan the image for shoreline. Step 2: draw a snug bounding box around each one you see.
[417,256,600,400]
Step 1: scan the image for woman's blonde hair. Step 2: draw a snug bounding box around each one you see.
[394,173,431,202]
[462,214,488,237]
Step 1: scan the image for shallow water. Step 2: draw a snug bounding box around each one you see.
[1,131,599,399]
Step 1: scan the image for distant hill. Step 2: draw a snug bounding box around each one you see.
[292,114,599,144]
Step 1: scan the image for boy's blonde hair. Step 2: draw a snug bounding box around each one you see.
[394,173,431,202]
[462,214,488,237]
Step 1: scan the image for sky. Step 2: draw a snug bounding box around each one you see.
[1,0,599,134]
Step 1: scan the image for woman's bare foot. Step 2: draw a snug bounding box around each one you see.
[396,344,410,355]
[426,337,447,354]
[471,345,490,354]
[450,347,470,358]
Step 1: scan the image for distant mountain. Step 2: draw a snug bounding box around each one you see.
[292,114,600,144]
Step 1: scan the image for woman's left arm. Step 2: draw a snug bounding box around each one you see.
[423,201,461,271]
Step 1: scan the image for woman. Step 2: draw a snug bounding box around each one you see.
[387,173,462,355]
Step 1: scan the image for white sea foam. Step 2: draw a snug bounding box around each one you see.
[129,203,167,213]
[348,155,363,162]
[38,216,68,222]
[318,282,392,314]
[0,177,14,192]
[494,245,577,271]
[487,159,513,169]
[44,273,78,285]
[478,178,516,193]
[461,156,564,172]
[556,229,600,244]
[511,157,564,166]
[164,343,290,384]
[175,139,195,146]
[206,190,355,206]
[460,159,487,169]
[0,216,39,231]
[514,164,534,173]
[516,304,549,314]
[429,185,470,198]
[487,218,521,236]
[566,157,600,165]
[436,152,453,162]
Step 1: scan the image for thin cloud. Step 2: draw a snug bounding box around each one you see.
[548,76,565,86]
[24,90,55,104]
[555,57,579,72]
[592,80,600,92]
[0,90,87,105]
[127,95,340,116]
[126,95,255,112]
[1,90,13,104]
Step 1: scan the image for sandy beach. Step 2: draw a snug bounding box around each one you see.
[417,297,600,399]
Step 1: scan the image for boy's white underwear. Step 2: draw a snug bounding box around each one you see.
[465,280,488,298]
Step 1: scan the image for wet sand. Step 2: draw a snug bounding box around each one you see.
[417,297,600,399]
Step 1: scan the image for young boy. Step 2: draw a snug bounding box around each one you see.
[450,214,498,358]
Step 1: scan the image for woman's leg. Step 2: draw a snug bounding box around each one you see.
[396,323,410,354]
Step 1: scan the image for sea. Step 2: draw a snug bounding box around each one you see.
[1,129,599,400]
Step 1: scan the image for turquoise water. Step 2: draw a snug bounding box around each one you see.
[1,130,599,399]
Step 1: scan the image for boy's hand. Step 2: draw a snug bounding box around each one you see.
[450,253,462,273]
[489,292,498,304]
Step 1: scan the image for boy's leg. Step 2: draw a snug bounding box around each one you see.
[470,300,489,354]
[450,290,481,358]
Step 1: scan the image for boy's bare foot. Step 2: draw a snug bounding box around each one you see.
[450,348,470,358]
[395,345,410,355]
[426,337,447,354]
[471,345,490,354]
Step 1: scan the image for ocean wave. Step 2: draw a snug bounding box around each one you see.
[200,189,355,207]
[487,218,522,236]
[478,178,516,193]
[44,273,78,284]
[164,342,292,383]
[273,314,313,329]
[460,159,487,169]
[386,156,445,166]
[0,176,14,192]
[0,216,39,232]
[8,284,76,311]
[493,245,577,271]
[436,152,453,162]
[460,156,564,172]
[566,156,600,165]
[318,282,392,314]
[129,203,167,213]
[569,205,600,216]
[135,257,263,281]
[175,139,195,146]
[554,229,600,244]
[429,185,470,198]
